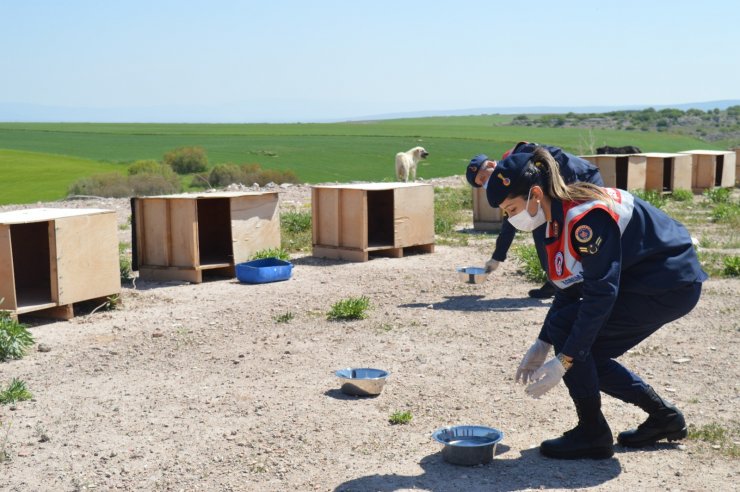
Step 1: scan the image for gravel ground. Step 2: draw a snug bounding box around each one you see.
[1,178,738,491]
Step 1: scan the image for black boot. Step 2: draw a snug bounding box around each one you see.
[528,282,556,299]
[540,394,614,459]
[617,386,687,448]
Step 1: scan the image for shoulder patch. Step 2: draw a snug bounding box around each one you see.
[575,224,593,243]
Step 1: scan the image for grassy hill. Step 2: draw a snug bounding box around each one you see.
[0,118,728,204]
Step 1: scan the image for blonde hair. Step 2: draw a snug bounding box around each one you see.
[530,147,614,208]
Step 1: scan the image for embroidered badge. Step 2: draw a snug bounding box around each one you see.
[606,188,622,203]
[497,172,511,186]
[588,243,599,254]
[468,164,478,173]
[575,225,593,243]
[554,252,564,276]
[578,246,589,254]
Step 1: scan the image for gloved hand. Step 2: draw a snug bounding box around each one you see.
[485,259,500,273]
[525,356,567,399]
[515,339,551,384]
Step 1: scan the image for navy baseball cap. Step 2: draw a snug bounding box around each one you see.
[466,154,489,187]
[485,152,534,208]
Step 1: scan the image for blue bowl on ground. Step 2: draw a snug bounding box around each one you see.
[236,258,293,284]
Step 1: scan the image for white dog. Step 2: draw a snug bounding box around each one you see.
[395,146,429,182]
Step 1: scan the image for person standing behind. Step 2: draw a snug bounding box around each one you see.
[485,146,707,459]
[466,142,603,298]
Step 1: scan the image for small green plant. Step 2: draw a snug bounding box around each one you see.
[327,296,370,321]
[250,247,290,261]
[669,189,694,202]
[632,189,667,209]
[711,202,740,225]
[0,419,11,463]
[273,311,295,323]
[0,312,35,361]
[514,245,547,284]
[722,256,740,277]
[434,186,472,236]
[703,187,731,204]
[688,422,740,457]
[281,209,312,252]
[389,410,413,425]
[0,379,32,405]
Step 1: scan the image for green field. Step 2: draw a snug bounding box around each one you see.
[0,118,725,205]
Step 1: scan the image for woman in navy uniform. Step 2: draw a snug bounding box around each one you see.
[466,142,603,298]
[483,146,706,459]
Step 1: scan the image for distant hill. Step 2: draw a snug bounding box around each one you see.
[1,100,739,124]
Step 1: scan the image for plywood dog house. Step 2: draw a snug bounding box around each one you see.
[472,186,503,231]
[0,208,120,320]
[311,183,435,262]
[132,191,280,283]
[679,150,736,190]
[580,154,647,190]
[640,152,694,192]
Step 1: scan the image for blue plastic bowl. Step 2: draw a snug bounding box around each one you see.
[236,258,293,284]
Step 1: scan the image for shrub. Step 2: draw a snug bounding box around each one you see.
[712,202,740,225]
[128,172,182,196]
[164,146,209,174]
[0,312,35,362]
[389,411,413,425]
[327,296,370,321]
[632,189,667,209]
[68,173,131,198]
[127,159,163,176]
[703,187,731,204]
[209,163,246,187]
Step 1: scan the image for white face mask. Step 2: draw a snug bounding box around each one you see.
[508,188,546,232]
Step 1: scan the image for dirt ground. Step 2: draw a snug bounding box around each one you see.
[1,179,738,492]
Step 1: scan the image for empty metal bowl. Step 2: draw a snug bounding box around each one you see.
[432,425,504,466]
[457,266,489,284]
[335,368,390,396]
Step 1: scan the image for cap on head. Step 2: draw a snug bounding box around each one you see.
[485,152,534,208]
[466,154,489,188]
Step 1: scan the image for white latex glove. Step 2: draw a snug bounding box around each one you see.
[525,356,567,399]
[485,259,500,273]
[515,339,552,384]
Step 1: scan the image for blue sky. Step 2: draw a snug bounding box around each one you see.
[1,0,738,122]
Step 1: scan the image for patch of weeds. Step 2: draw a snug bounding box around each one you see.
[436,232,470,247]
[327,296,370,321]
[703,187,732,204]
[0,420,11,463]
[435,186,472,236]
[688,422,740,458]
[669,189,694,202]
[281,209,312,253]
[34,423,50,443]
[632,189,667,209]
[697,251,724,278]
[698,236,714,248]
[389,410,413,425]
[0,378,32,405]
[711,202,740,226]
[0,312,35,361]
[119,242,132,282]
[273,311,295,323]
[250,247,290,261]
[722,256,740,277]
[377,322,393,332]
[513,245,547,284]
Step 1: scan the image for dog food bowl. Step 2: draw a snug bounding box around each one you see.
[456,266,489,284]
[432,425,504,466]
[335,368,390,396]
[236,258,293,284]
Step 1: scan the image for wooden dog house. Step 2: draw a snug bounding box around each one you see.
[132,191,280,283]
[311,183,435,262]
[640,152,694,192]
[679,150,736,190]
[0,208,120,320]
[472,186,503,231]
[580,154,647,190]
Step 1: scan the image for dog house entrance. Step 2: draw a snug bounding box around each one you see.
[10,222,53,308]
[367,190,394,248]
[197,198,233,266]
[715,156,724,187]
[615,157,629,190]
[662,158,673,191]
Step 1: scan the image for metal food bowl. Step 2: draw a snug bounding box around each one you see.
[335,368,390,396]
[457,266,489,284]
[432,425,504,466]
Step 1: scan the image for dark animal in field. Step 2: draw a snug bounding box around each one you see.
[596,145,642,155]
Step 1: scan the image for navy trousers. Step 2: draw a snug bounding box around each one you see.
[544,281,702,402]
